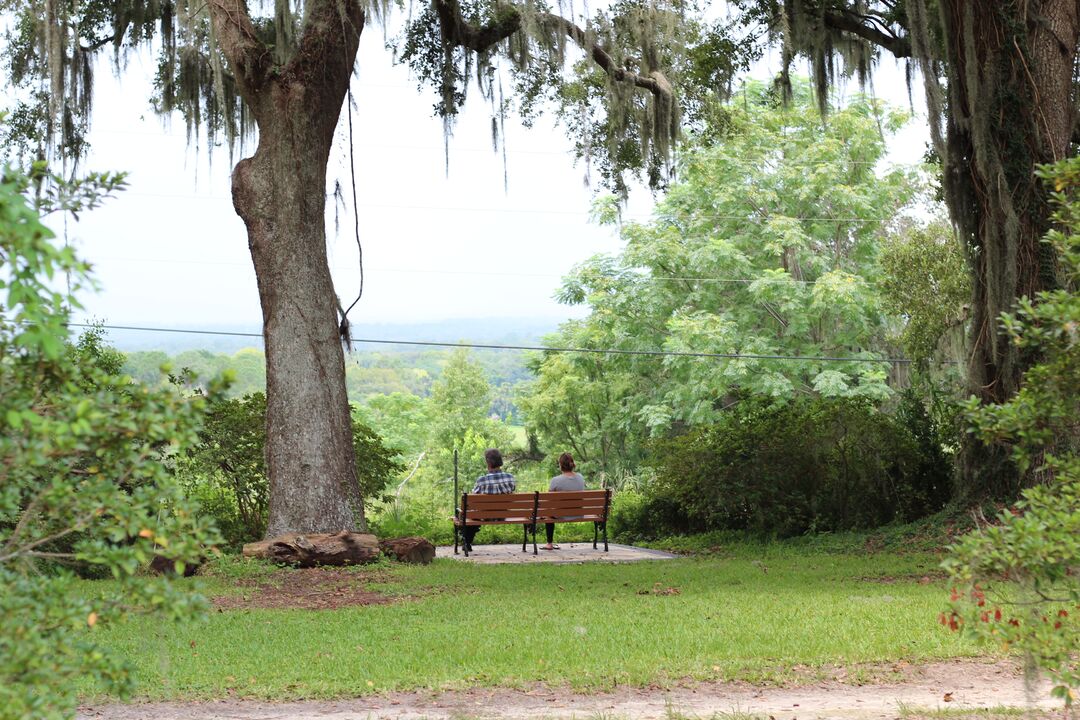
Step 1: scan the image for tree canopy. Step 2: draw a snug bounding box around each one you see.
[521,82,929,473]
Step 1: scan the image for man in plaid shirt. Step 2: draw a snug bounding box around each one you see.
[463,448,515,550]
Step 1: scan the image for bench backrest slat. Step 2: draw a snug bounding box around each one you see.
[460,492,536,524]
[464,492,536,507]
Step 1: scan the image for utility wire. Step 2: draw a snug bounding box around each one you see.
[111,192,889,223]
[64,322,931,365]
[85,255,883,287]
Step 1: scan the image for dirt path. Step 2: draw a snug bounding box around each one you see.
[78,661,1064,720]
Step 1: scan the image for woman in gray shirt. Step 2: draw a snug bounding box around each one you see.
[543,452,585,550]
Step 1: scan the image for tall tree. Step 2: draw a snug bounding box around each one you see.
[2,0,711,535]
[522,83,925,473]
[729,0,1079,495]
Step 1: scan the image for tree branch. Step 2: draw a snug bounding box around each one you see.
[542,14,675,98]
[434,0,522,51]
[207,0,272,95]
[80,35,113,52]
[433,0,675,107]
[290,0,365,81]
[823,8,912,58]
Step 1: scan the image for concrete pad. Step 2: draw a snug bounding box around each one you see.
[435,542,679,564]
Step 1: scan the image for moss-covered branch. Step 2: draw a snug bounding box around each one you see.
[207,0,272,96]
[433,0,675,111]
[822,7,911,58]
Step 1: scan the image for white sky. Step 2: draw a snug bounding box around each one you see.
[61,15,930,333]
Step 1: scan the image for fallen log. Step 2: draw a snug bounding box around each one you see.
[242,531,380,567]
[379,536,436,565]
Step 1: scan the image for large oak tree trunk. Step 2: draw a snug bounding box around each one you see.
[938,0,1079,498]
[209,0,367,535]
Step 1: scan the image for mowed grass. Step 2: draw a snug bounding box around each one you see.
[80,549,979,701]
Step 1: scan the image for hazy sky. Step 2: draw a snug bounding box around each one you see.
[61,14,930,336]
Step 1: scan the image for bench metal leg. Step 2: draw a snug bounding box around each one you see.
[593,522,598,550]
[522,524,527,553]
[603,521,608,552]
[454,524,459,555]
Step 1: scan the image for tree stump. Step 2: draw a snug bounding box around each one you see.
[242,531,380,567]
[379,536,436,565]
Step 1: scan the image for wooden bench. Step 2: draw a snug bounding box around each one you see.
[453,489,611,557]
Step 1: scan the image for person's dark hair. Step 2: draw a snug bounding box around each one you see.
[484,448,503,469]
[557,452,575,472]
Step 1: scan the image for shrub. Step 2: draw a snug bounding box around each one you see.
[647,397,951,537]
[609,488,691,541]
[181,393,404,548]
[0,160,220,718]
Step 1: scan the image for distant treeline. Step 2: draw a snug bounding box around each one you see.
[122,347,532,419]
[101,317,562,353]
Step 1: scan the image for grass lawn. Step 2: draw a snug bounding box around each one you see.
[79,546,979,701]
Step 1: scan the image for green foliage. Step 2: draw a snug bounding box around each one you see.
[0,159,220,719]
[893,389,955,520]
[429,349,493,451]
[943,157,1080,705]
[183,392,405,549]
[522,82,926,474]
[880,221,971,363]
[180,393,269,549]
[647,397,949,538]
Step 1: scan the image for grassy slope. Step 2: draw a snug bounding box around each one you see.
[82,547,978,701]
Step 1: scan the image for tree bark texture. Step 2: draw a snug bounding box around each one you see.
[208,0,368,535]
[243,531,381,567]
[937,0,1078,498]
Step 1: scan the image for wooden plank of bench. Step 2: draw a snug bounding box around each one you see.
[455,492,537,528]
[536,497,608,510]
[464,492,536,504]
[459,518,534,525]
[535,490,608,500]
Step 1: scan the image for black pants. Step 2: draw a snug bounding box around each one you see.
[545,523,555,544]
[463,525,481,548]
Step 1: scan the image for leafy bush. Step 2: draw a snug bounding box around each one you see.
[894,388,955,519]
[0,160,221,718]
[646,397,952,537]
[943,157,1080,706]
[609,488,692,541]
[182,392,404,548]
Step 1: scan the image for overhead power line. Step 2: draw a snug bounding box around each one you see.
[113,192,889,223]
[86,255,882,287]
[65,322,927,365]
